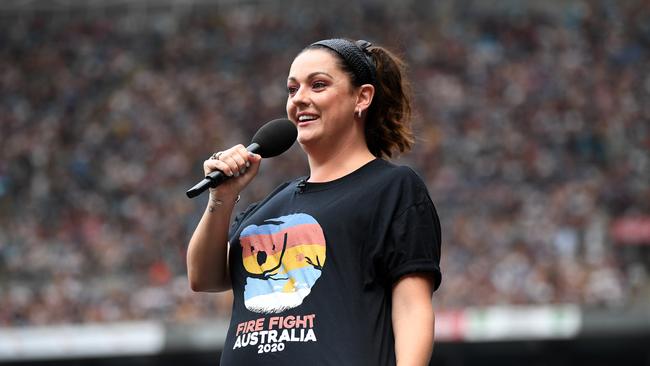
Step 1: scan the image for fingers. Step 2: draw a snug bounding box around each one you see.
[244,151,262,176]
[203,144,260,178]
[230,145,251,175]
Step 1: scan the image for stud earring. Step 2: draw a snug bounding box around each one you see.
[357,109,362,118]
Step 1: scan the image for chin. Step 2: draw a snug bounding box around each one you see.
[296,131,321,147]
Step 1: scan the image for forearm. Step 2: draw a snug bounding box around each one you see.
[186,193,238,292]
[394,306,434,366]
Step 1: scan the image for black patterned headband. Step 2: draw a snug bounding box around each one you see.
[309,38,377,87]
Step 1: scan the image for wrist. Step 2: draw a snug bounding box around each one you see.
[208,192,241,212]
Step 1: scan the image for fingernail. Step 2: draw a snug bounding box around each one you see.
[234,172,240,177]
[245,161,250,168]
[227,171,234,177]
[240,168,246,174]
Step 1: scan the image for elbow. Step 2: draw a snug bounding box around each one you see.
[187,271,209,292]
[188,275,213,292]
[186,254,230,292]
[188,274,228,293]
[189,277,205,292]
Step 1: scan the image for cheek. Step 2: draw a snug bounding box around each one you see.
[286,100,295,119]
[329,98,354,120]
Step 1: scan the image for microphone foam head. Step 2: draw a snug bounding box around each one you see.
[251,118,297,158]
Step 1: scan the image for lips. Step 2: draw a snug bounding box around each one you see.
[296,113,319,126]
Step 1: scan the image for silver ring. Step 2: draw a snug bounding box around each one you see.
[210,152,223,160]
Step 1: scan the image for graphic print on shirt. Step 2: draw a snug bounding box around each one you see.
[239,213,326,314]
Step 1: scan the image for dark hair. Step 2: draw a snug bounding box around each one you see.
[305,40,414,158]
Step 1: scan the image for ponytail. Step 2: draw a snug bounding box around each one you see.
[365,46,414,158]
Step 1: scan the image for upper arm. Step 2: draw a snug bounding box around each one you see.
[392,273,435,310]
[391,273,436,365]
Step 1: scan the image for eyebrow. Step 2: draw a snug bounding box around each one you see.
[287,71,334,82]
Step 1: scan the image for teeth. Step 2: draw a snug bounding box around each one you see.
[298,115,317,121]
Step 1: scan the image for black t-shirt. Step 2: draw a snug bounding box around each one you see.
[220,159,442,366]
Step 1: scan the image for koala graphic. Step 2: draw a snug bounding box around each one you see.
[239,213,326,314]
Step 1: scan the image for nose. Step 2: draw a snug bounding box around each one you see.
[257,251,267,266]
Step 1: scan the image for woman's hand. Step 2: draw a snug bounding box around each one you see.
[203,144,262,200]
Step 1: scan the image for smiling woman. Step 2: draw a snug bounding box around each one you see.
[187,38,442,366]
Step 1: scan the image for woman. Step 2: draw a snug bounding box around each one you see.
[187,38,442,365]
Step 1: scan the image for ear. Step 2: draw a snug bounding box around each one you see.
[355,84,375,113]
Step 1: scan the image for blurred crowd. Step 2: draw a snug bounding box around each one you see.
[1,0,649,326]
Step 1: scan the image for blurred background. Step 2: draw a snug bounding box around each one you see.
[1,0,649,365]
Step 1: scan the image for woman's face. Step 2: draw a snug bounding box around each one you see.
[286,49,358,147]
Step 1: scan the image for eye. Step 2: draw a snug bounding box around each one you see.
[312,81,327,90]
[287,85,298,96]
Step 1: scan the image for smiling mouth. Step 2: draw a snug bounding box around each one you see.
[297,116,319,126]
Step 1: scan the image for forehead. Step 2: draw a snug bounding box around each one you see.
[288,49,343,79]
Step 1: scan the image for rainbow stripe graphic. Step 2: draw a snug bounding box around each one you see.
[239,213,326,314]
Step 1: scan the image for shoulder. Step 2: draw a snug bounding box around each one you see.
[371,159,430,200]
[371,159,425,182]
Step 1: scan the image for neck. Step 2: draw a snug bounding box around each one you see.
[304,139,376,183]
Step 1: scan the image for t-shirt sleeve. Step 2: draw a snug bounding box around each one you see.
[380,175,442,291]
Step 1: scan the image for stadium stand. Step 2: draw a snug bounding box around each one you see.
[1,0,648,340]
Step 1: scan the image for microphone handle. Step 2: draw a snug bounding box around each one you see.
[186,143,260,198]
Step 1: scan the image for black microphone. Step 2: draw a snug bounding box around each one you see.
[186,118,297,198]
